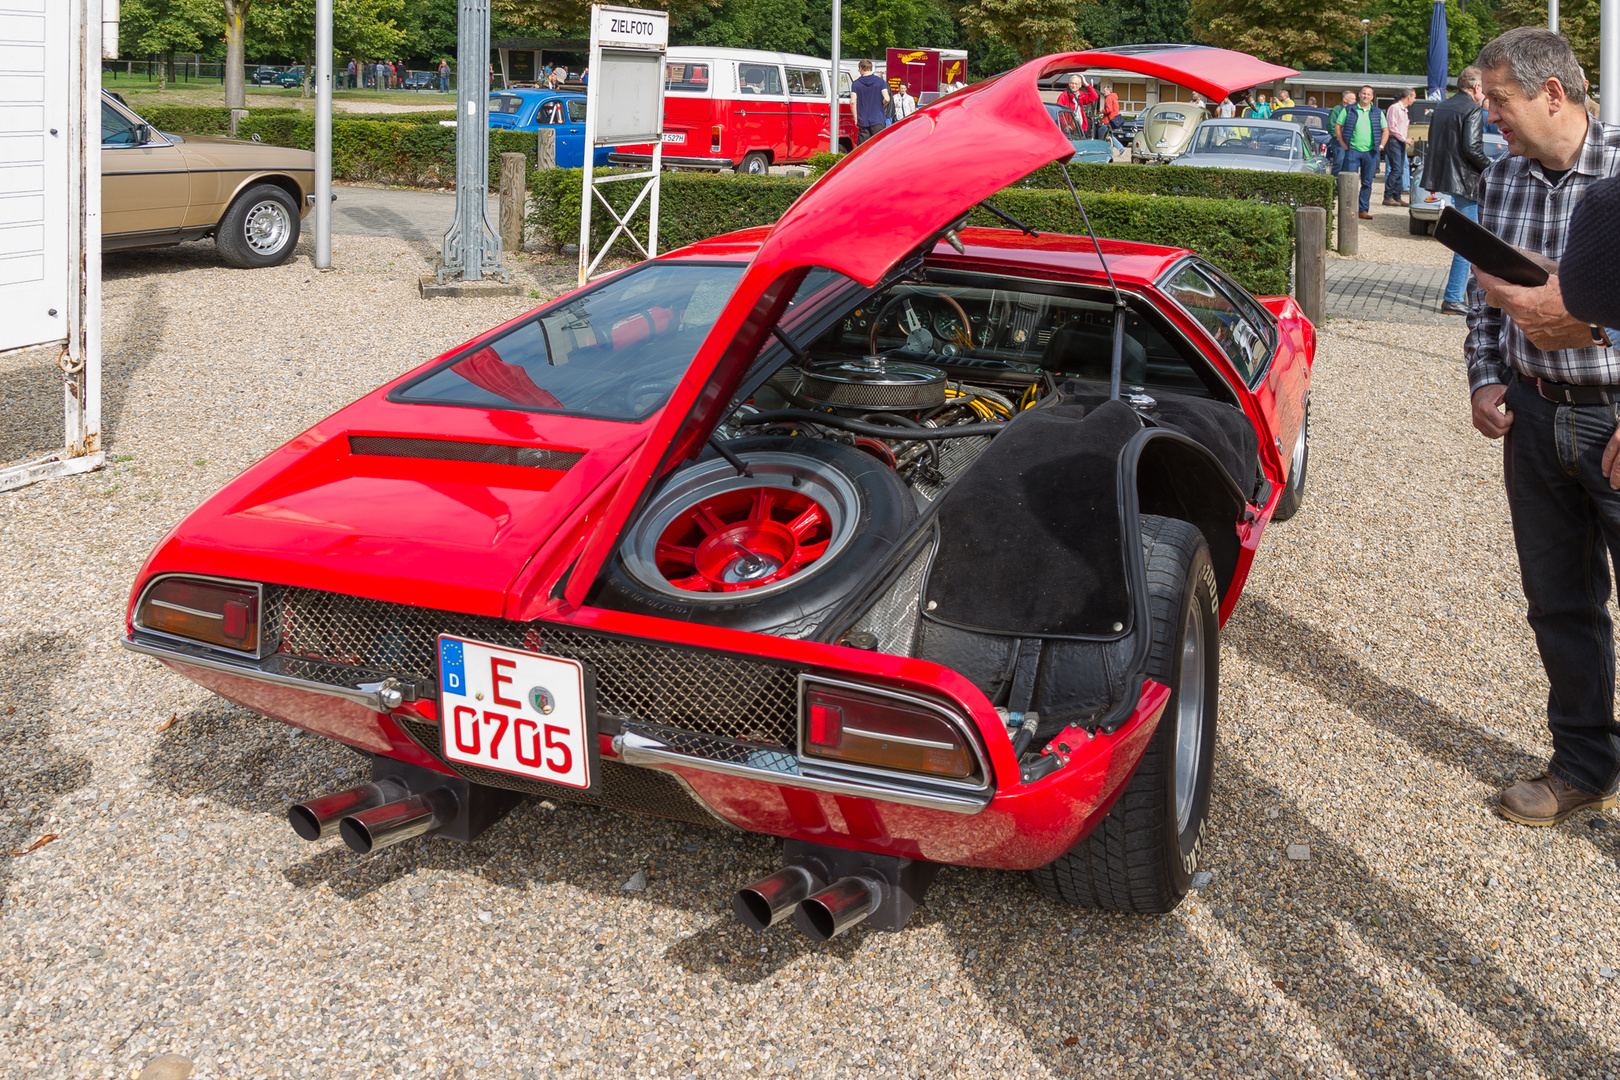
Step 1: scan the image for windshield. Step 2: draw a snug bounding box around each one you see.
[393,262,746,421]
[1273,109,1325,131]
[1189,123,1298,159]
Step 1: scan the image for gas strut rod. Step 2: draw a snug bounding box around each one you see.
[710,436,753,478]
[977,200,1039,237]
[770,324,811,363]
[1057,161,1129,403]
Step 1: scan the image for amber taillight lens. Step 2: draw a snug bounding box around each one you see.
[137,578,260,653]
[802,681,977,780]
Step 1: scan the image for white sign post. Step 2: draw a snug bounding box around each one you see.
[577,4,667,285]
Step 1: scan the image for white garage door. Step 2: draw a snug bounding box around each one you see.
[0,0,67,352]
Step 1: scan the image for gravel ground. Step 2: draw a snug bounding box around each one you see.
[1330,198,1455,265]
[2,233,1619,1079]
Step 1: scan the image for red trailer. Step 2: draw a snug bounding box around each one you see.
[885,48,968,101]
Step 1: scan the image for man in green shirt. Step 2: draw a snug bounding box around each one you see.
[1334,85,1390,217]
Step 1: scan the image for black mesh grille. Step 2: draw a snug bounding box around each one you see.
[272,587,803,748]
[348,436,584,472]
[392,717,721,825]
[799,378,947,410]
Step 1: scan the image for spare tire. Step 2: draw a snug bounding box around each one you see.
[594,436,915,637]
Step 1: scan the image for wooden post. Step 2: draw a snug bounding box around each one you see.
[1337,171,1358,256]
[536,127,556,172]
[499,152,526,253]
[1295,207,1327,325]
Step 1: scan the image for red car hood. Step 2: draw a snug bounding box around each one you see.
[1054,45,1297,103]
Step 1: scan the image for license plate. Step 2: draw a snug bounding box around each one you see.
[438,636,595,790]
[661,131,686,144]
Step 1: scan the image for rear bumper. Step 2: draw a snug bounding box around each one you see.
[122,626,1167,871]
[609,152,735,171]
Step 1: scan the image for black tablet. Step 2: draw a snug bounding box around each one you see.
[1432,205,1550,287]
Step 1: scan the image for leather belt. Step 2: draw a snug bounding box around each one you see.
[1530,376,1620,406]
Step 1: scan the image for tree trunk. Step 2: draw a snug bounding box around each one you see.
[158,51,168,91]
[302,45,313,99]
[223,0,253,108]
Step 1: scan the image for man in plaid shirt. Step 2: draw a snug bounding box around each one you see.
[1462,27,1620,825]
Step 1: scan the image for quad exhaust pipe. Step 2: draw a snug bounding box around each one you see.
[733,840,939,941]
[289,758,521,855]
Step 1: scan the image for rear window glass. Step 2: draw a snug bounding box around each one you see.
[490,94,524,115]
[393,263,746,421]
[666,62,710,93]
[1163,264,1269,382]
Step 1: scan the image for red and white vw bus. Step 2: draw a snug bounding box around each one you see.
[613,47,865,174]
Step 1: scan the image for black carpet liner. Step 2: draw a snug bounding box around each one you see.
[1055,380,1258,491]
[923,399,1142,638]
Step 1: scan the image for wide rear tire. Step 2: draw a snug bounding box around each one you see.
[1029,514,1218,913]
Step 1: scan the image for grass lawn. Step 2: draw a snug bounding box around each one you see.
[99,73,451,112]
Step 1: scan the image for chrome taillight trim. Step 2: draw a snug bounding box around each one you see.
[130,573,275,660]
[796,674,993,794]
[119,633,414,713]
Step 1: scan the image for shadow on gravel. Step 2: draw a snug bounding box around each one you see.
[0,633,93,893]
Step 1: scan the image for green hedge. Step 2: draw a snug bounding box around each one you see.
[529,169,1293,295]
[135,106,536,187]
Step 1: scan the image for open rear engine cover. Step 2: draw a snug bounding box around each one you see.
[799,356,947,412]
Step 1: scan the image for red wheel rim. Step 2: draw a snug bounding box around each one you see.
[654,487,832,592]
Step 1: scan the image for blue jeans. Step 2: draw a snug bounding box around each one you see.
[1348,148,1378,212]
[1502,376,1620,796]
[439,73,448,92]
[1384,141,1408,197]
[1443,196,1478,303]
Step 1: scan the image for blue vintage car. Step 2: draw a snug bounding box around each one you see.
[1043,103,1115,164]
[487,90,613,168]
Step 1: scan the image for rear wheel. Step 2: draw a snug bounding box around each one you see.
[736,151,770,175]
[1408,215,1429,235]
[216,183,301,268]
[1029,515,1218,913]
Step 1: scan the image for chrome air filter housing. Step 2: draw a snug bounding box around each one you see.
[799,356,947,413]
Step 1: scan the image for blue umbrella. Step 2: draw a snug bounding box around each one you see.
[1427,0,1449,99]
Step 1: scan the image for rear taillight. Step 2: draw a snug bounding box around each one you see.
[711,124,722,153]
[136,577,262,654]
[800,678,979,781]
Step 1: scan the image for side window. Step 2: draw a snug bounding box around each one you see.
[539,99,567,125]
[566,99,586,123]
[786,68,825,97]
[838,71,852,98]
[1163,264,1268,382]
[101,101,137,145]
[737,64,783,96]
[665,62,710,93]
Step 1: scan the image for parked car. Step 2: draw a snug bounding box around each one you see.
[101,91,314,267]
[1269,106,1333,153]
[249,65,282,86]
[1172,118,1330,174]
[1045,102,1114,163]
[403,70,437,91]
[1131,101,1207,163]
[275,66,306,88]
[1407,132,1508,234]
[1114,115,1144,147]
[122,48,1313,937]
[486,90,613,168]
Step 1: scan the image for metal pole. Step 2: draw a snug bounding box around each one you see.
[1550,0,1559,32]
[314,0,332,269]
[829,0,841,153]
[1602,0,1617,123]
[578,6,600,286]
[441,0,503,283]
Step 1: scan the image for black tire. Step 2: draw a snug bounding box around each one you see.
[216,183,301,268]
[736,151,770,175]
[594,436,915,636]
[1408,215,1429,235]
[1029,515,1219,914]
[1270,399,1309,522]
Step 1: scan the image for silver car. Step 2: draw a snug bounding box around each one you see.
[1407,133,1508,234]
[1171,118,1330,174]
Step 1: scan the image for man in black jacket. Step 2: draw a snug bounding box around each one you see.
[1421,65,1491,314]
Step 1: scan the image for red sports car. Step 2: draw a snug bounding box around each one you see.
[123,50,1312,939]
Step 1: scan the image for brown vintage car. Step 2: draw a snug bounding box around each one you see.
[101,92,315,267]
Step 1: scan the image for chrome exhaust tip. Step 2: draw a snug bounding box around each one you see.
[288,779,409,842]
[338,789,458,855]
[733,865,827,931]
[794,873,884,942]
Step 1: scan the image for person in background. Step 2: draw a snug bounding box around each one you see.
[346,58,356,90]
[1100,82,1120,134]
[1339,85,1389,217]
[1307,94,1319,108]
[1421,65,1489,315]
[581,67,589,86]
[1329,89,1357,173]
[1274,88,1295,110]
[851,59,890,145]
[1560,173,1620,343]
[1247,90,1272,118]
[1218,94,1237,119]
[1056,74,1096,134]
[1383,87,1417,205]
[1458,28,1620,827]
[890,81,917,125]
[438,59,449,93]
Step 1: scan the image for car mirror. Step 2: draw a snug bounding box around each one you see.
[132,123,152,145]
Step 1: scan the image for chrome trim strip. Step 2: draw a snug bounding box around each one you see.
[839,725,958,750]
[615,727,989,815]
[119,634,401,712]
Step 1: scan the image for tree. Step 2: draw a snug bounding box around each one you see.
[224,0,252,107]
[1366,0,1493,79]
[249,0,408,94]
[1494,0,1602,88]
[1075,0,1192,51]
[493,0,717,35]
[123,0,222,90]
[951,0,1085,59]
[843,0,956,57]
[676,0,821,53]
[1189,0,1390,69]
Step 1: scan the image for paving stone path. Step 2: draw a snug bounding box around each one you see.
[1325,260,1455,326]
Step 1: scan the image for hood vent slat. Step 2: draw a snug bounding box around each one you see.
[349,436,583,471]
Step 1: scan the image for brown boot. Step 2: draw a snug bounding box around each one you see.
[1496,773,1617,826]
